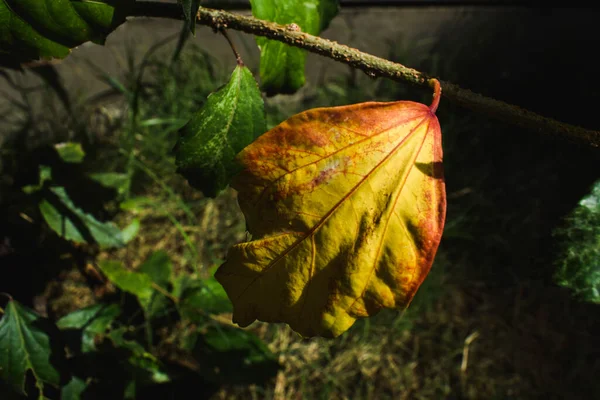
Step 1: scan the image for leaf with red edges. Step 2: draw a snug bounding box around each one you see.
[216,81,446,338]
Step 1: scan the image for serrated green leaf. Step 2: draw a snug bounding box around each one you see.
[39,186,134,248]
[0,300,61,396]
[251,0,339,94]
[554,179,600,303]
[61,376,87,400]
[57,303,121,353]
[175,65,266,197]
[54,142,85,163]
[0,0,134,67]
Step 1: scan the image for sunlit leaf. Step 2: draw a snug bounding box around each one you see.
[88,172,129,196]
[175,65,266,197]
[216,84,446,338]
[0,300,61,396]
[0,0,134,67]
[39,186,137,248]
[57,303,121,353]
[250,0,339,94]
[54,142,85,163]
[554,179,600,303]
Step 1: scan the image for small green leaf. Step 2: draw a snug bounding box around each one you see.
[54,142,85,163]
[88,172,130,196]
[97,261,154,308]
[250,0,339,94]
[554,179,600,303]
[57,303,121,353]
[0,300,61,396]
[22,165,52,194]
[0,0,134,67]
[175,65,266,197]
[120,196,154,212]
[61,376,87,400]
[39,186,132,248]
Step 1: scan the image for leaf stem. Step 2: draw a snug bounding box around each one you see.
[129,2,600,148]
[221,29,244,66]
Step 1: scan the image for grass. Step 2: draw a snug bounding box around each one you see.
[1,27,599,400]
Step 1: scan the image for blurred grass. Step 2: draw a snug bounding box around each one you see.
[1,24,599,400]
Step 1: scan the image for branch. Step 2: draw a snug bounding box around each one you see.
[131,2,600,149]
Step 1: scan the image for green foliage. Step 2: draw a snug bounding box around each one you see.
[39,186,139,248]
[0,299,61,397]
[175,271,233,320]
[251,0,339,94]
[60,377,86,400]
[57,303,122,353]
[554,179,600,303]
[175,65,266,197]
[194,326,279,385]
[97,260,156,310]
[0,0,134,67]
[54,142,85,164]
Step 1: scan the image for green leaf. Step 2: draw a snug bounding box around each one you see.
[0,300,60,396]
[88,172,130,196]
[194,326,278,385]
[139,251,173,318]
[22,165,52,194]
[57,303,121,353]
[250,0,339,94]
[39,186,135,248]
[97,261,154,308]
[554,179,600,303]
[54,142,85,163]
[179,0,201,35]
[0,0,134,67]
[97,260,172,317]
[107,327,171,385]
[175,274,232,321]
[175,65,266,197]
[61,376,87,400]
[120,196,155,213]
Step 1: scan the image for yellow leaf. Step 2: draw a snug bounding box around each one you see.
[216,81,446,338]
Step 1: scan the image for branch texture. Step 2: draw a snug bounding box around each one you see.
[131,2,600,148]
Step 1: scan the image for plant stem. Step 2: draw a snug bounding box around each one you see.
[220,29,244,66]
[130,2,600,149]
